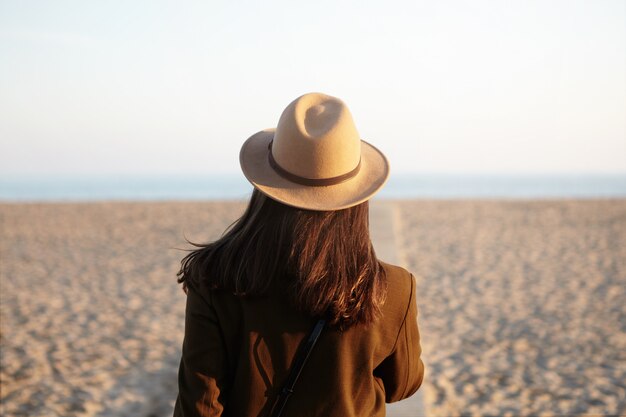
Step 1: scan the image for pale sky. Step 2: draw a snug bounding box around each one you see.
[1,0,625,177]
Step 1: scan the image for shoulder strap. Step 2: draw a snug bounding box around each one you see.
[269,319,326,417]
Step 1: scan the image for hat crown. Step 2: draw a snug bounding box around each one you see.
[272,93,361,180]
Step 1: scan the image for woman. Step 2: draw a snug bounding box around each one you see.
[174,93,424,417]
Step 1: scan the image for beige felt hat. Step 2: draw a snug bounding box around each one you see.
[239,92,390,211]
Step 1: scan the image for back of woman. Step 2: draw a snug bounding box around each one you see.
[174,93,424,417]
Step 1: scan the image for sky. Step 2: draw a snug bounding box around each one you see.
[1,0,625,177]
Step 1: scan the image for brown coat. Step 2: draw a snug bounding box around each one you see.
[174,261,424,417]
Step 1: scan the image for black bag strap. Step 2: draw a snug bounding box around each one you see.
[269,318,326,417]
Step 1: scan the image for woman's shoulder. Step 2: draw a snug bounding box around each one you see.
[378,259,417,320]
[378,259,415,291]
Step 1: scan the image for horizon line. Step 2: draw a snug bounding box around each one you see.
[2,171,626,181]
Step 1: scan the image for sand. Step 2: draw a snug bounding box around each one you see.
[0,202,245,417]
[395,199,626,416]
[1,200,625,416]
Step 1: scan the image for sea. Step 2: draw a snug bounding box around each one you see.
[1,173,625,201]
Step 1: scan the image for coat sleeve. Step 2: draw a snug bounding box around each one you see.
[375,273,425,403]
[174,285,229,417]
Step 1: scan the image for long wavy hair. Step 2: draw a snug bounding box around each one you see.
[177,188,387,330]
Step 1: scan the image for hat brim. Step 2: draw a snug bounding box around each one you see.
[239,129,390,211]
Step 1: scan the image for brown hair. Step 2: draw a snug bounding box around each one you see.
[177,188,387,330]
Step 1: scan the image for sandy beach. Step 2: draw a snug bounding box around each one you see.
[1,200,625,416]
[395,199,626,416]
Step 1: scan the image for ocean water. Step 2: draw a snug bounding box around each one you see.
[1,174,625,201]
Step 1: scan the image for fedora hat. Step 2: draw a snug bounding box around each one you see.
[239,93,390,211]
